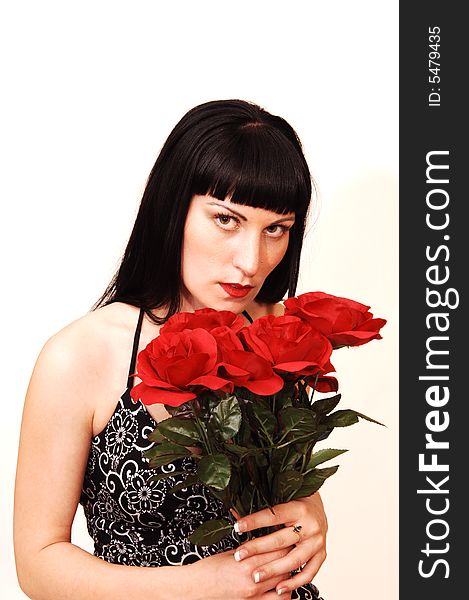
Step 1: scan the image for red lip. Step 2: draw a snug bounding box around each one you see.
[224,282,254,289]
[219,283,254,298]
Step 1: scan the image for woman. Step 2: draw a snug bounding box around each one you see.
[14,100,327,599]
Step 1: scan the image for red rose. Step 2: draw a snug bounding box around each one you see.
[130,329,233,407]
[161,308,245,360]
[214,348,285,396]
[239,315,334,378]
[314,376,339,393]
[284,292,387,349]
[161,308,245,335]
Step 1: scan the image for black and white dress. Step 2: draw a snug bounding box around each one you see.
[80,307,323,599]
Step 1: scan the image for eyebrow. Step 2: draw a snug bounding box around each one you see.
[206,201,295,224]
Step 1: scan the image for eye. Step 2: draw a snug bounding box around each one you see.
[264,223,292,238]
[213,211,293,237]
[214,212,240,230]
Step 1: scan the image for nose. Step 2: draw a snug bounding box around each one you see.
[232,232,262,278]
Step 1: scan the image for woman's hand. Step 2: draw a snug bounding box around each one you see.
[230,492,327,596]
[187,547,293,599]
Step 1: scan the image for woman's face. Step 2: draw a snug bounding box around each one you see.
[180,194,295,313]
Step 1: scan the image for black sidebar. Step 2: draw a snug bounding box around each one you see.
[400,4,466,598]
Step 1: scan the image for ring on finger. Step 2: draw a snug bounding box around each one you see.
[292,524,303,543]
[290,559,305,576]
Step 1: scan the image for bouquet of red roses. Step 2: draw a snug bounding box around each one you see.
[130,292,386,545]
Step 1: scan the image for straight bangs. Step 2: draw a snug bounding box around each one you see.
[191,124,312,216]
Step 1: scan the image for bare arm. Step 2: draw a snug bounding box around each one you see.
[14,329,195,599]
[14,326,290,600]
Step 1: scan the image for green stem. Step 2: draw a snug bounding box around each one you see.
[300,451,308,473]
[276,435,314,449]
[277,427,314,446]
[256,420,274,445]
[280,448,289,472]
[192,407,212,455]
[309,373,319,402]
[239,433,318,455]
[247,483,256,541]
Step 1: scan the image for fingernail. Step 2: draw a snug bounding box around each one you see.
[253,571,263,583]
[277,588,287,596]
[234,521,246,533]
[234,549,248,561]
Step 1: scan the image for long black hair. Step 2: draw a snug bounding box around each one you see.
[92,99,315,324]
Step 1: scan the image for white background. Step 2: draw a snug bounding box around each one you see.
[0,1,398,598]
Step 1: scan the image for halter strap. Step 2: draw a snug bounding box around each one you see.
[127,307,145,389]
[242,309,253,323]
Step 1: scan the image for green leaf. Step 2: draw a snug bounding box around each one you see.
[147,428,167,444]
[294,440,312,455]
[165,402,195,418]
[326,409,385,428]
[292,465,339,498]
[254,452,269,470]
[144,441,191,468]
[198,390,221,415]
[311,394,342,416]
[237,480,258,516]
[169,473,200,494]
[197,454,231,491]
[236,416,252,448]
[208,486,231,505]
[266,465,274,489]
[272,382,295,413]
[188,518,233,546]
[223,442,251,458]
[271,445,300,473]
[276,469,303,501]
[279,407,317,440]
[315,427,334,442]
[354,411,386,427]
[275,393,293,412]
[305,449,348,471]
[250,401,277,442]
[209,395,242,440]
[325,409,358,427]
[157,417,201,445]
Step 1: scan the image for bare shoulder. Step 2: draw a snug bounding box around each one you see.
[38,302,135,373]
[28,303,140,420]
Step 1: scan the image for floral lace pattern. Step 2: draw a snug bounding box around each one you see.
[79,309,322,599]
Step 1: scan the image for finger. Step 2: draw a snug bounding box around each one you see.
[275,552,326,595]
[235,502,298,534]
[250,544,314,584]
[251,573,290,596]
[246,547,292,570]
[230,507,242,521]
[263,589,292,599]
[234,527,299,561]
